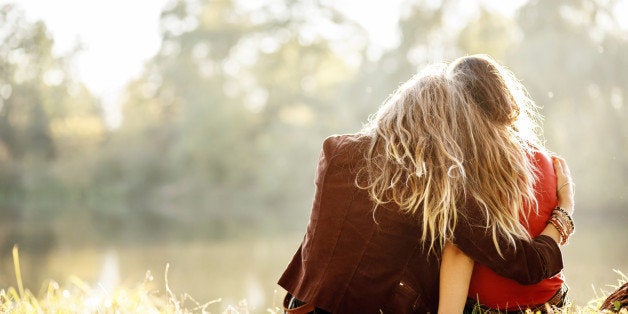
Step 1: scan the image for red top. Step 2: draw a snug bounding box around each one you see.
[467,150,564,310]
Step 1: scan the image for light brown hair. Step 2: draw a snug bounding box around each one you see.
[359,55,544,254]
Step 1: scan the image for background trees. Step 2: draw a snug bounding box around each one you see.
[0,0,625,305]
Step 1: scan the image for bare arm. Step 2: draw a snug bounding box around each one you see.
[438,241,474,314]
[452,157,576,285]
[541,157,575,243]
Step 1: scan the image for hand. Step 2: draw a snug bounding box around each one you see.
[552,156,574,215]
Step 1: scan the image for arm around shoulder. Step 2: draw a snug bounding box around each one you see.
[453,202,563,285]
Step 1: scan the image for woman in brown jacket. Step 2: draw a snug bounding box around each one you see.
[278,64,573,313]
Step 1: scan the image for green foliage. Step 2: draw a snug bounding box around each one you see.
[0,0,626,284]
[90,0,369,240]
[507,0,628,212]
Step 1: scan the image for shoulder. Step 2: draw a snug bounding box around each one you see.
[321,133,371,164]
[529,148,556,179]
[525,143,555,169]
[531,148,551,166]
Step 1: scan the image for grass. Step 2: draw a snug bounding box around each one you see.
[0,246,626,314]
[1,245,283,313]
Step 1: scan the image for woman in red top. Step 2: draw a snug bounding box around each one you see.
[279,60,574,313]
[438,55,575,313]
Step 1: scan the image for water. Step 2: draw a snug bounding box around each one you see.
[1,215,625,312]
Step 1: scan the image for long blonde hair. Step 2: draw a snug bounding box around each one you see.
[359,55,543,254]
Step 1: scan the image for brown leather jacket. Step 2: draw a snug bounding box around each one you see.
[278,134,563,313]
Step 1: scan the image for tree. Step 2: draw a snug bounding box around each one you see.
[93,0,366,238]
[0,3,105,287]
[508,0,627,211]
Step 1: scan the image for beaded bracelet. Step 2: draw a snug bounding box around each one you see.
[554,207,575,230]
[548,216,568,245]
[553,209,575,236]
[549,207,575,245]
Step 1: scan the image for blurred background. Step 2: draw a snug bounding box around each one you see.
[0,0,626,311]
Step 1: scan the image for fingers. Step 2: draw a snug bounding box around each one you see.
[553,157,572,186]
[558,158,571,176]
[552,156,575,213]
[553,157,565,181]
[552,156,572,181]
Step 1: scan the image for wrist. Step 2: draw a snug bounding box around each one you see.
[548,207,575,245]
[557,202,574,214]
[541,223,562,244]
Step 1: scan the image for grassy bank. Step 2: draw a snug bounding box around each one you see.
[1,246,626,313]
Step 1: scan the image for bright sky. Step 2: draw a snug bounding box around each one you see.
[4,0,409,127]
[2,0,172,126]
[5,0,169,95]
[4,0,627,92]
[5,0,624,127]
[5,0,407,95]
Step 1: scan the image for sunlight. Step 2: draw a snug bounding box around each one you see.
[0,0,171,128]
[0,0,626,312]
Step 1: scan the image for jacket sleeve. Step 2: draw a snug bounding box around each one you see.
[452,200,563,285]
[277,135,342,302]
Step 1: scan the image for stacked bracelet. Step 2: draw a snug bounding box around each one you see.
[554,207,575,229]
[548,206,575,245]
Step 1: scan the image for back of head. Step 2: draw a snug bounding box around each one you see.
[447,54,541,143]
[447,54,519,125]
[360,57,545,254]
[359,65,473,252]
[446,55,545,251]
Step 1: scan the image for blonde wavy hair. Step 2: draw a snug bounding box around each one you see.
[358,55,544,254]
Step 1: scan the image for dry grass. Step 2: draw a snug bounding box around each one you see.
[0,246,284,313]
[1,246,626,314]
